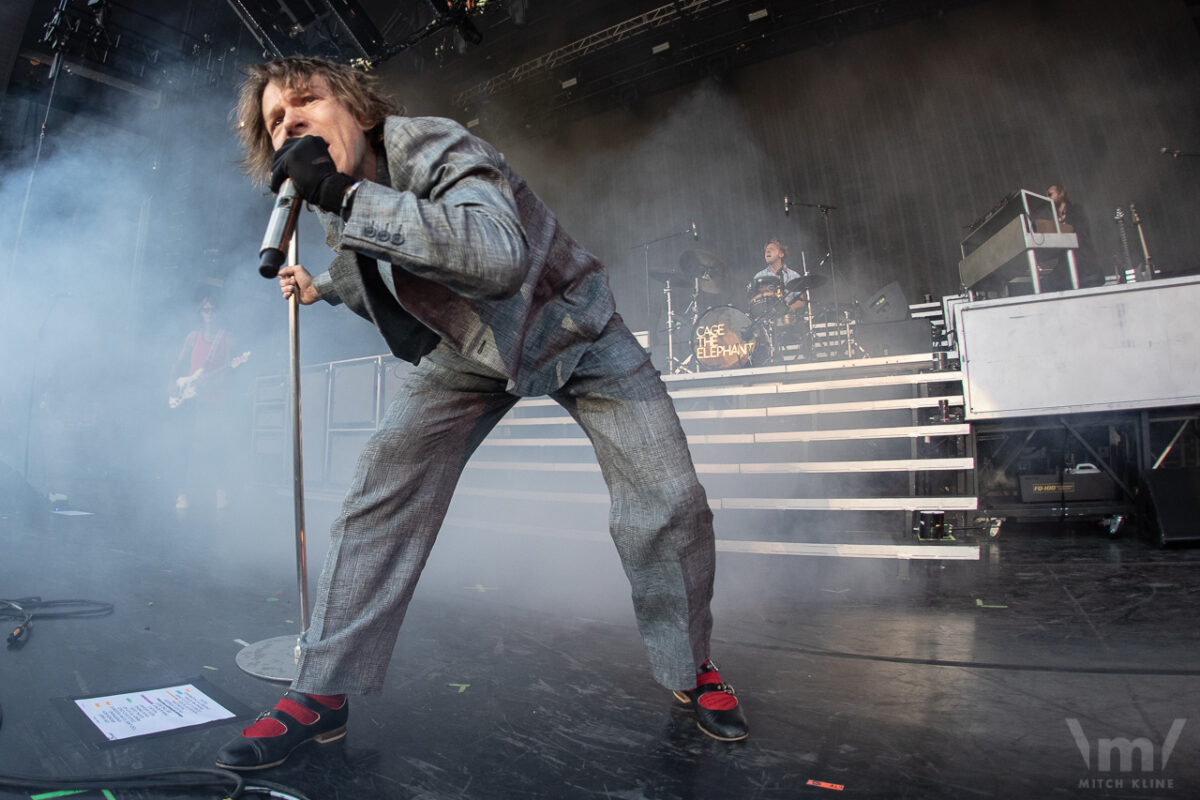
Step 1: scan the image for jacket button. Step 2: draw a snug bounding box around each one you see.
[390,231,405,245]
[376,230,390,242]
[364,224,375,237]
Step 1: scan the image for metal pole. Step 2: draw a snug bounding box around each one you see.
[287,233,311,635]
[663,278,675,371]
[1152,419,1192,470]
[822,207,839,315]
[236,223,311,682]
[1026,251,1042,294]
[1065,250,1080,290]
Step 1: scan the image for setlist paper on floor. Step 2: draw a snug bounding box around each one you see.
[73,683,236,741]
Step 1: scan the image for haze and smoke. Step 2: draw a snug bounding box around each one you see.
[0,75,335,569]
[4,0,1197,627]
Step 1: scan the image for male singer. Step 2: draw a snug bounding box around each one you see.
[215,57,748,771]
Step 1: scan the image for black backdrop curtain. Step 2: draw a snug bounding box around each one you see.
[454,0,1200,333]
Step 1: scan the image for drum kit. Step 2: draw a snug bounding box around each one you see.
[654,249,852,373]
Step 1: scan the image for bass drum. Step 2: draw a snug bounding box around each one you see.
[692,306,760,370]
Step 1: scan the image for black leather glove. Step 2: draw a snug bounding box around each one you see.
[269,135,356,214]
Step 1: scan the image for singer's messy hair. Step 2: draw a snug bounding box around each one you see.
[234,57,401,186]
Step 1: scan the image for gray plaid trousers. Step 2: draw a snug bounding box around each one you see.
[292,318,715,694]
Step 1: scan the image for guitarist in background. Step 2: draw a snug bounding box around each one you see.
[167,294,243,512]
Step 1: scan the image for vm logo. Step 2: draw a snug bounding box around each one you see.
[1066,719,1186,772]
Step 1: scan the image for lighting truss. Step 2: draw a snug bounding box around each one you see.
[453,0,730,109]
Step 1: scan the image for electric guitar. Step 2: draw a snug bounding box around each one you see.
[170,351,251,408]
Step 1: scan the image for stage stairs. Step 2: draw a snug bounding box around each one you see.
[253,313,980,558]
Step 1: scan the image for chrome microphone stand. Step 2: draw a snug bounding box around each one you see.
[634,224,700,339]
[787,199,855,357]
[790,200,841,314]
[236,232,312,682]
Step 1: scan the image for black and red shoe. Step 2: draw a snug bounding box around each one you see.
[215,690,348,771]
[672,659,749,741]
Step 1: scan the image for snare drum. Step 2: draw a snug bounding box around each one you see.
[746,275,788,320]
[693,306,759,370]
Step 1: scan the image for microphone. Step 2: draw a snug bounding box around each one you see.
[1161,146,1181,157]
[690,221,699,240]
[784,195,791,216]
[259,179,302,278]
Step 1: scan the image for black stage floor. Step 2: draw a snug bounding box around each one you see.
[3,496,1200,799]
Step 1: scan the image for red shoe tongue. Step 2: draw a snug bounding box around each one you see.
[697,670,722,686]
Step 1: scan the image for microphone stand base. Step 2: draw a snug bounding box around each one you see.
[235,633,302,682]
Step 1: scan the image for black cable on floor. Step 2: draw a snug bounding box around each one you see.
[0,766,244,797]
[0,597,114,646]
[0,766,313,799]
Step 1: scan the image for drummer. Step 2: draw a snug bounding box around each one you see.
[750,238,807,318]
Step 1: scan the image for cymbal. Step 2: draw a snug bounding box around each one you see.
[784,274,827,294]
[679,249,730,292]
[696,274,722,294]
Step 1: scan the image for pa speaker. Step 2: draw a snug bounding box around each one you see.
[862,281,909,323]
[855,318,932,357]
[1139,468,1200,545]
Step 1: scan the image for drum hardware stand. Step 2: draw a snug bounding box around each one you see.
[765,320,790,365]
[652,275,700,375]
[749,318,775,366]
[687,276,703,325]
[844,312,865,359]
[237,231,311,682]
[662,277,677,370]
[799,251,818,358]
[673,276,704,373]
[763,323,778,366]
[660,277,695,374]
[676,275,704,338]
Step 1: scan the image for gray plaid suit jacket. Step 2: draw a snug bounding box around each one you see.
[312,115,617,396]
